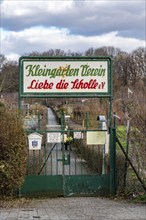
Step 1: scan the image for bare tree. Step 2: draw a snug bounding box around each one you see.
[0,59,18,92]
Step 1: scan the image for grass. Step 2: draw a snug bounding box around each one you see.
[116,125,127,151]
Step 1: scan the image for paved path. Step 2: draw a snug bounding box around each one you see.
[44,108,92,176]
[0,197,145,220]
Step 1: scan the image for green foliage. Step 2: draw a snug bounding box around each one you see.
[0,107,27,196]
[131,193,146,203]
[116,126,127,149]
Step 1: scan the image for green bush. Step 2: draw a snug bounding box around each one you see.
[0,107,27,196]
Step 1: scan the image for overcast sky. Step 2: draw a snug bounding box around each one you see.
[0,0,146,61]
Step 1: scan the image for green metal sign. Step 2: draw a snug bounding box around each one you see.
[19,56,112,98]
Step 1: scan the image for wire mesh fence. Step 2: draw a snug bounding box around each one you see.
[116,123,146,196]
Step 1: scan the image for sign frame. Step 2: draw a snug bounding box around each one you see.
[19,56,112,99]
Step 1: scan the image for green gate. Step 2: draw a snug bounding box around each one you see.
[20,112,115,197]
[19,56,116,197]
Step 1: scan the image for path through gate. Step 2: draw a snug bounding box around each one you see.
[21,108,112,197]
[19,56,116,197]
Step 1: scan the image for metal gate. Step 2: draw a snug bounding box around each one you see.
[19,56,115,197]
[20,110,115,197]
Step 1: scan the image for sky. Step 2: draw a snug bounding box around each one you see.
[0,0,146,61]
